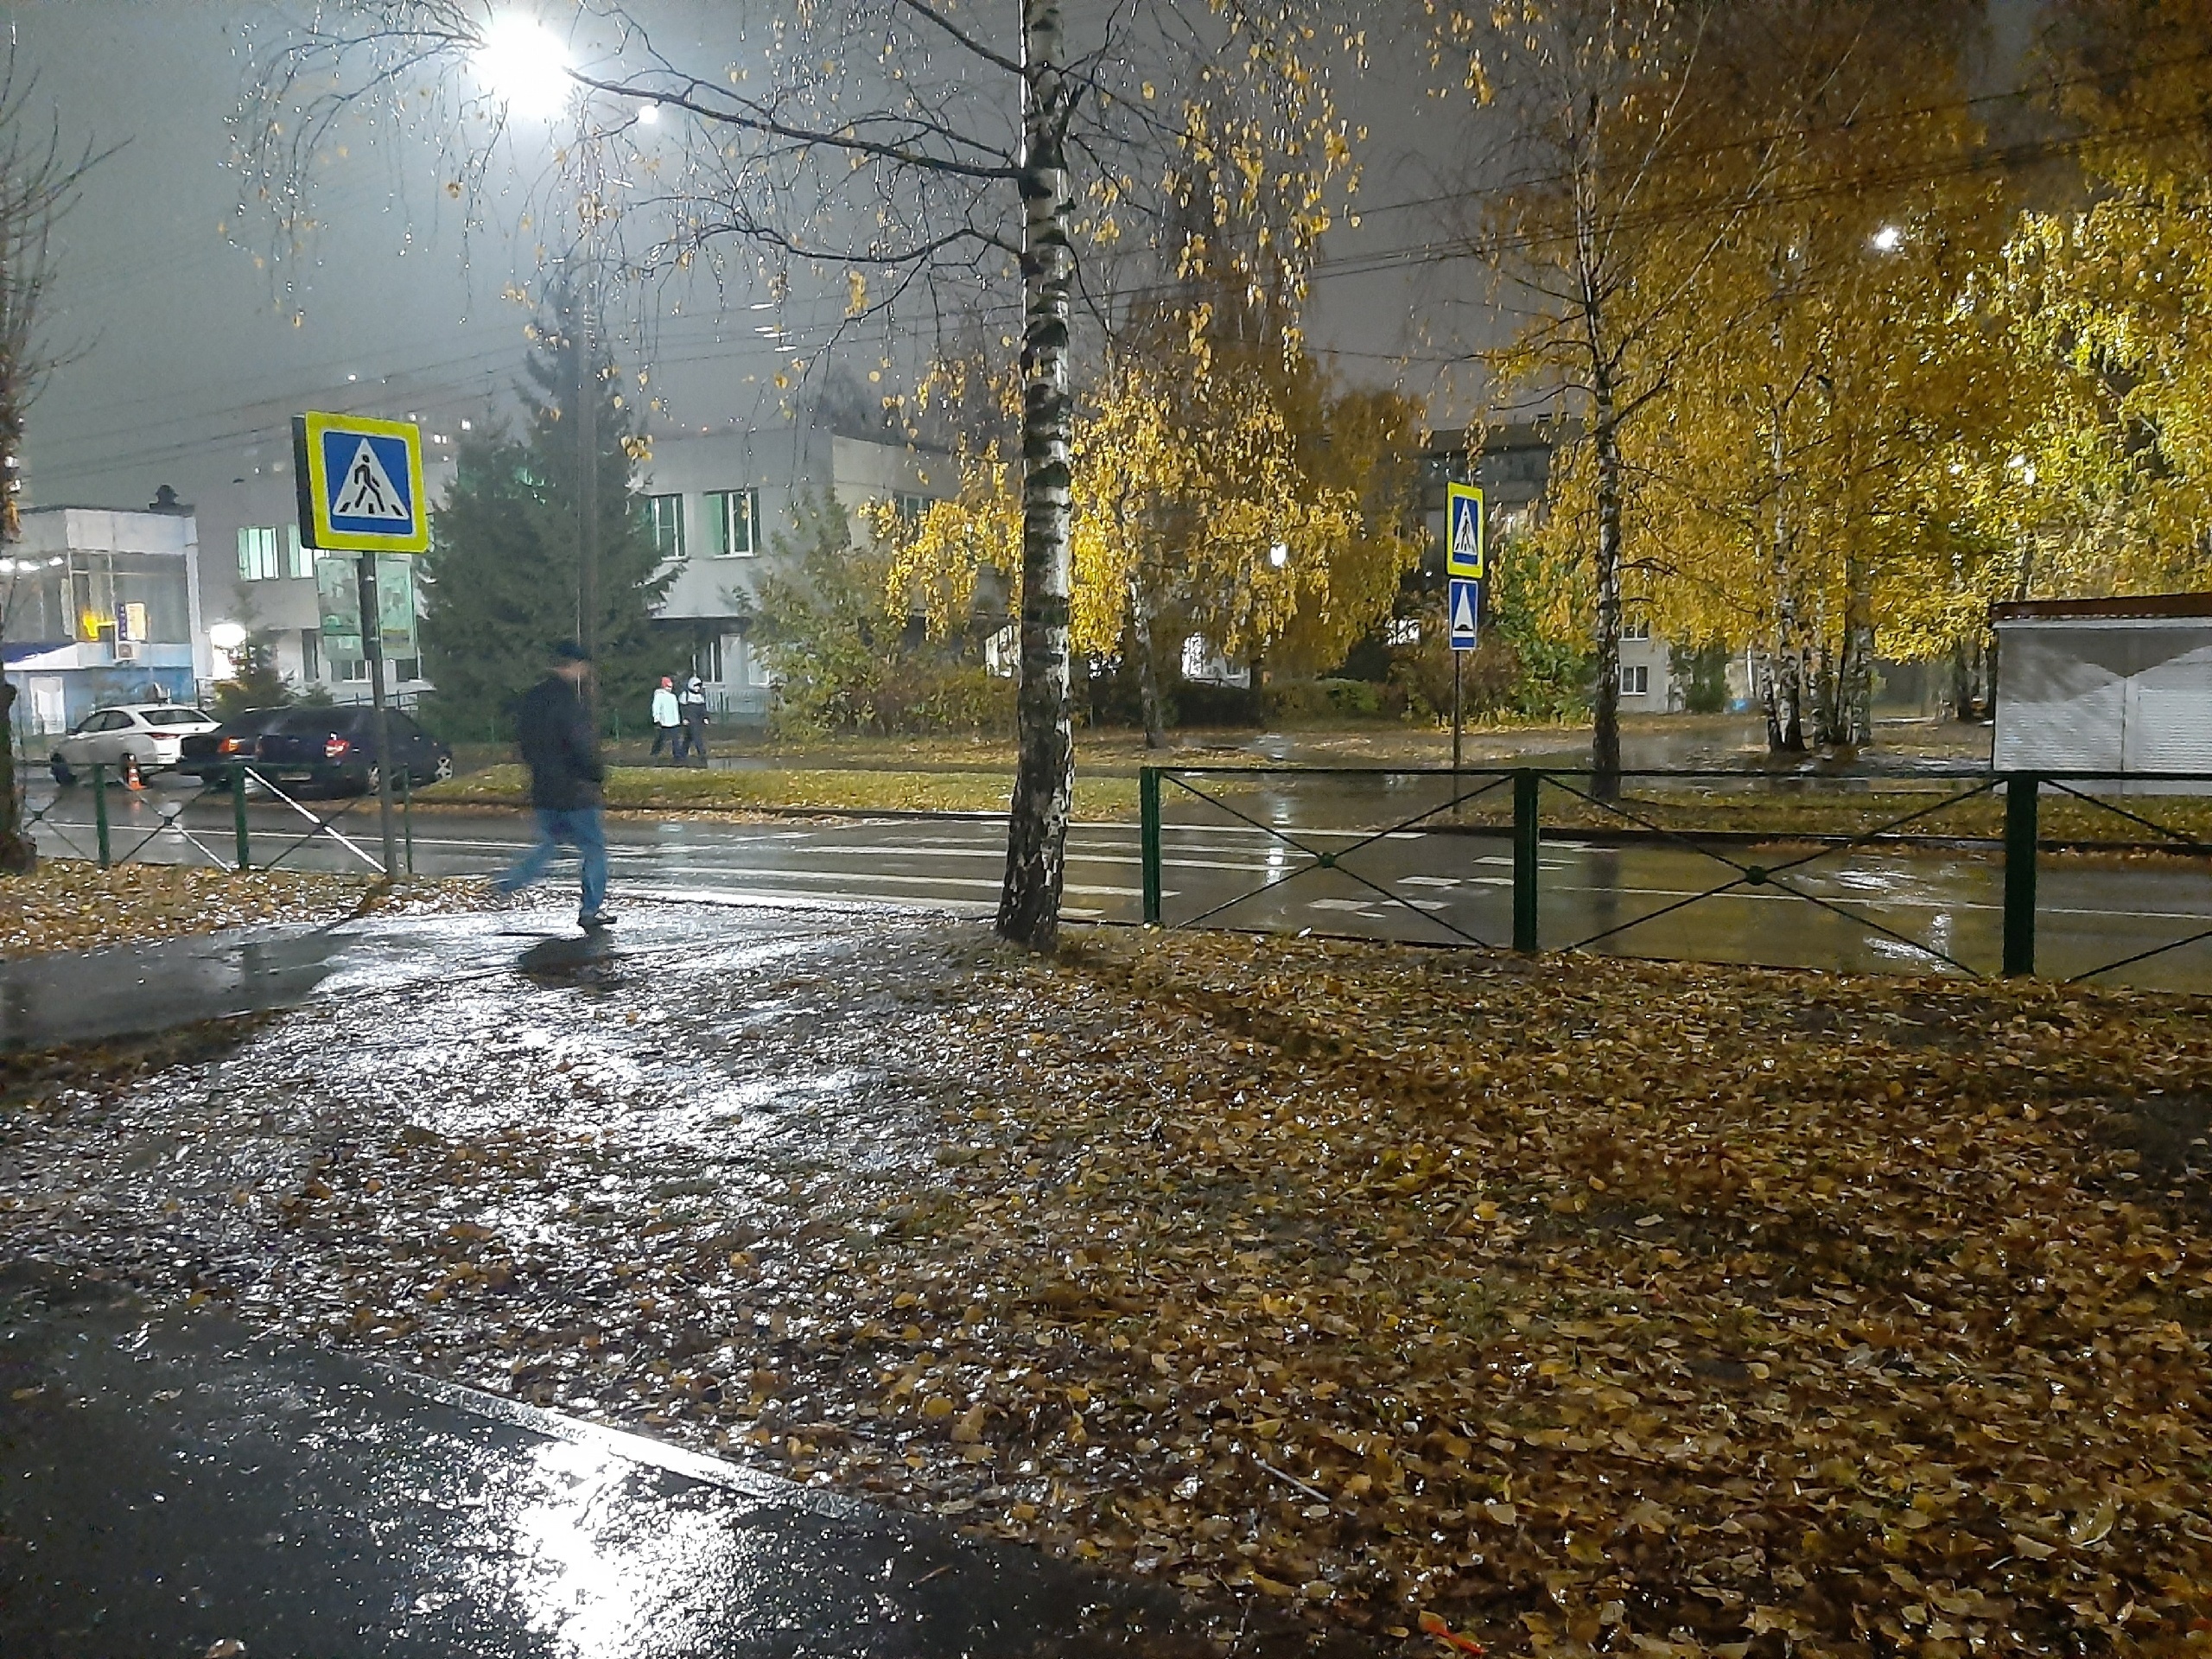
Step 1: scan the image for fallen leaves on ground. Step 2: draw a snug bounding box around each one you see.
[5,921,2211,1655]
[0,861,483,958]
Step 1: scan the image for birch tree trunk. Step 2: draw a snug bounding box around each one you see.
[1591,407,1624,798]
[997,0,1077,950]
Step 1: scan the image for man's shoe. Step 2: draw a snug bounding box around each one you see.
[579,910,617,931]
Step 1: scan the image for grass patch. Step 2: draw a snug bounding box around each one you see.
[422,763,1141,821]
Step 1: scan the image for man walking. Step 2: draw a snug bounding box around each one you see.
[649,675,680,761]
[494,641,614,930]
[677,674,710,766]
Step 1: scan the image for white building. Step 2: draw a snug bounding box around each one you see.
[193,459,451,704]
[3,503,205,738]
[1993,594,2212,774]
[636,420,957,721]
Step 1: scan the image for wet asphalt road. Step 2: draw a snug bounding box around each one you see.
[0,1266,1233,1659]
[27,779,2212,991]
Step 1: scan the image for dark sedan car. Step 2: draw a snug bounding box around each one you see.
[251,705,454,796]
[178,707,292,785]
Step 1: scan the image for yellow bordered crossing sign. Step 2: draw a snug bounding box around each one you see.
[291,411,429,553]
[1446,481,1485,582]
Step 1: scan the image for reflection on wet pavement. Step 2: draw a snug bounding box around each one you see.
[0,1267,1257,1657]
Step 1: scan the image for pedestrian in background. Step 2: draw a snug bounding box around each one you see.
[493,640,614,931]
[677,674,710,766]
[649,675,680,761]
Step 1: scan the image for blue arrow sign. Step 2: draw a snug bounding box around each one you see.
[1449,577,1481,653]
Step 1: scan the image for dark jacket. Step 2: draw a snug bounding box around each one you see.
[514,674,605,811]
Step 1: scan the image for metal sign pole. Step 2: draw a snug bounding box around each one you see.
[1452,652,1463,773]
[355,552,398,879]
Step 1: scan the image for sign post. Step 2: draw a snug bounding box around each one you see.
[292,411,429,880]
[1446,482,1486,773]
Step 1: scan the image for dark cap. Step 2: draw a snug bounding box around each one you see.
[550,640,593,664]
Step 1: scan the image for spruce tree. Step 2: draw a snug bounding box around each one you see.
[420,284,671,736]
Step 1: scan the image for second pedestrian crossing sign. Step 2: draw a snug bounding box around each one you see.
[1449,577,1481,652]
[292,411,429,554]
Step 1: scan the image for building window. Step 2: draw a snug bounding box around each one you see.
[644,493,686,561]
[238,526,281,582]
[301,630,322,682]
[692,632,724,684]
[893,493,932,524]
[1622,616,1653,641]
[705,488,759,557]
[1621,664,1651,696]
[285,525,313,579]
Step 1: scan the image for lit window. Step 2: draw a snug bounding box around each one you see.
[705,488,759,556]
[237,526,281,582]
[285,525,314,579]
[644,493,685,561]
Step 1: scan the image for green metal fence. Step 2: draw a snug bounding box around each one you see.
[1138,765,2212,985]
[25,763,416,878]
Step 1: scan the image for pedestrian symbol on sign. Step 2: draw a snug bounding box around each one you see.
[334,439,409,521]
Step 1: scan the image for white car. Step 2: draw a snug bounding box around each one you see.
[50,703,219,784]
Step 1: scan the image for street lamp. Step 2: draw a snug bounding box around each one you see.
[475,16,572,118]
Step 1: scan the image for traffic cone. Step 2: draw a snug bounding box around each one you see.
[123,754,144,791]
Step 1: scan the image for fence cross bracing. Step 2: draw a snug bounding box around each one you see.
[22,763,416,879]
[1138,766,2212,991]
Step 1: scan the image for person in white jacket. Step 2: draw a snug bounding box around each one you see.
[649,676,681,761]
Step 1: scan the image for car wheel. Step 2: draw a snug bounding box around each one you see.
[48,754,73,786]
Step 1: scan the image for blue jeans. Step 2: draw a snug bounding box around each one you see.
[496,807,608,918]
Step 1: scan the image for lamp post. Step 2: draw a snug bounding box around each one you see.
[475,17,598,666]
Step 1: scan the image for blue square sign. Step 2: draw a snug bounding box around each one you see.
[1448,577,1481,652]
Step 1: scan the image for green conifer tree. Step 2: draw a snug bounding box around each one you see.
[420,284,671,736]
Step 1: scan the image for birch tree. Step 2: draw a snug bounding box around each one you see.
[1437,0,1744,795]
[244,0,1357,949]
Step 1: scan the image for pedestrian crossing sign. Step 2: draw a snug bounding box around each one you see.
[292,411,429,553]
[1446,482,1485,582]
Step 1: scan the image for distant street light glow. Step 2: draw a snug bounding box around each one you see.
[208,621,249,652]
[637,101,662,126]
[1871,225,1904,253]
[477,16,572,118]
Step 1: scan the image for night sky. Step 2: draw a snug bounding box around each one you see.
[16,0,2040,513]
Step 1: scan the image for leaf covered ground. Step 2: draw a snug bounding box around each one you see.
[0,861,479,958]
[3,918,2209,1655]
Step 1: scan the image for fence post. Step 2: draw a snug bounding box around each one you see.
[91,764,111,868]
[401,765,415,876]
[1139,767,1162,926]
[1513,768,1541,954]
[232,765,251,871]
[2003,772,2039,977]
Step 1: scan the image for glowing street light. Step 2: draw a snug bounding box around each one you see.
[1871,225,1904,254]
[476,16,573,118]
[207,621,249,652]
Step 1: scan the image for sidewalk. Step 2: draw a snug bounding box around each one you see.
[0,1264,1297,1658]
